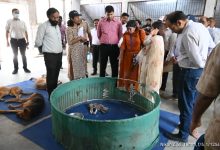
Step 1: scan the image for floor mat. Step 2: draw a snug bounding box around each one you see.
[0,80,50,125]
[153,110,179,150]
[20,110,179,150]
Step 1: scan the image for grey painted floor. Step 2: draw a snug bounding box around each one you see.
[0,48,214,150]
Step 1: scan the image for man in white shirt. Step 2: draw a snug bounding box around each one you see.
[6,8,30,74]
[90,19,100,75]
[165,11,214,142]
[165,33,181,99]
[208,17,220,45]
[35,8,62,98]
[198,16,216,55]
[118,13,129,48]
[160,24,177,93]
[120,12,129,34]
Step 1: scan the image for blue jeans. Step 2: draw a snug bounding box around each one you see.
[178,68,203,140]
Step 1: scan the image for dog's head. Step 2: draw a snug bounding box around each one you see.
[17,108,32,120]
[9,87,22,95]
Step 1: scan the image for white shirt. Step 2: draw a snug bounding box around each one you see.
[166,34,182,61]
[35,21,62,53]
[91,28,100,45]
[208,27,220,45]
[6,19,27,39]
[178,20,214,69]
[118,24,127,47]
[122,24,127,34]
[163,28,173,51]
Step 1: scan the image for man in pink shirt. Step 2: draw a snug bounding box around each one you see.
[97,5,122,77]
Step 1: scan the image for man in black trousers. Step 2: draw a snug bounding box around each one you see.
[6,8,31,74]
[90,19,100,75]
[97,5,122,77]
[35,8,62,98]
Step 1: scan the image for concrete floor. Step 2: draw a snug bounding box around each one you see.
[0,48,214,150]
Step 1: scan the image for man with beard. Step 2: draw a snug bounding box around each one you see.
[142,18,152,35]
[35,8,62,99]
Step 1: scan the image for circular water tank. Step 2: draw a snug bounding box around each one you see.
[51,77,160,150]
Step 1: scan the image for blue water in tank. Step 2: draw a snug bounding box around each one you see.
[65,99,146,120]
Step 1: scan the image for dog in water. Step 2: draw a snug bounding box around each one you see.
[0,86,32,101]
[31,75,62,90]
[0,93,45,120]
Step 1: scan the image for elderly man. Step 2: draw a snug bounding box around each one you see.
[164,11,214,142]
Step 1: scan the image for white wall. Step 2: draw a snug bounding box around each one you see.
[81,0,217,17]
[204,0,217,17]
[80,0,177,12]
[72,0,80,12]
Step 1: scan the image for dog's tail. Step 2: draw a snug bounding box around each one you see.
[0,110,20,113]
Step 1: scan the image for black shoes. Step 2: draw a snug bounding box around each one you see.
[12,69,18,74]
[12,68,31,74]
[165,132,188,143]
[91,72,97,76]
[24,68,31,73]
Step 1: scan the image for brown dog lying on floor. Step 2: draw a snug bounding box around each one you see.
[0,86,32,101]
[31,75,47,90]
[31,75,62,90]
[0,93,45,120]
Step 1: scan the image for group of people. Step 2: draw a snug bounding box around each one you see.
[96,7,220,150]
[4,5,220,149]
[163,11,220,150]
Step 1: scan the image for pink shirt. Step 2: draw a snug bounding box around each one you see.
[97,17,122,44]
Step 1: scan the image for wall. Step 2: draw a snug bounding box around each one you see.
[81,0,177,12]
[204,0,217,17]
[72,0,80,12]
[81,0,218,18]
